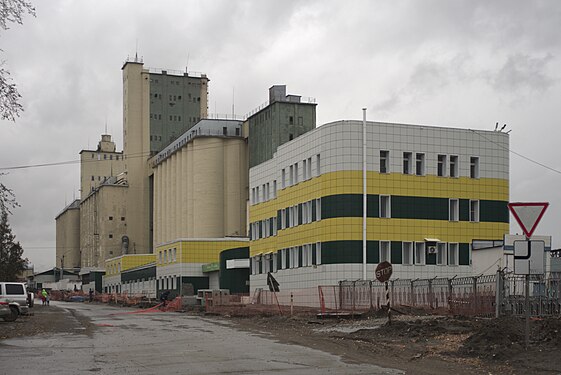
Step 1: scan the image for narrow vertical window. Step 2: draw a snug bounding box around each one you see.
[273,180,277,198]
[307,157,312,178]
[403,152,412,174]
[415,153,425,176]
[449,199,459,221]
[380,150,389,173]
[470,200,480,222]
[470,157,479,178]
[437,154,447,177]
[402,242,413,265]
[303,159,307,180]
[415,242,426,265]
[316,198,322,220]
[379,195,391,218]
[289,165,294,186]
[316,242,322,265]
[281,169,286,188]
[380,241,391,262]
[294,163,299,184]
[436,243,447,265]
[316,154,321,176]
[449,243,459,266]
[450,155,459,177]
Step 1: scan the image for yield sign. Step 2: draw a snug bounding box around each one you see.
[507,202,549,238]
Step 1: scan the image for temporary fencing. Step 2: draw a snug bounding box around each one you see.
[499,274,561,317]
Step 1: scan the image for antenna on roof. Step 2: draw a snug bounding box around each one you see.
[135,39,139,62]
[186,53,190,73]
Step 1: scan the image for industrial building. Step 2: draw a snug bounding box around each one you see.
[55,56,510,298]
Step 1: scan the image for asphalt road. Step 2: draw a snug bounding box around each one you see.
[0,301,402,375]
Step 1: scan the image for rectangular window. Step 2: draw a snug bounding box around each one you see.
[316,154,321,176]
[262,184,267,202]
[303,159,307,180]
[256,187,260,203]
[449,199,459,221]
[380,241,391,262]
[403,152,412,174]
[416,153,425,176]
[281,169,286,188]
[379,195,391,218]
[281,209,286,229]
[316,242,322,265]
[272,253,278,271]
[109,216,113,221]
[273,180,277,198]
[294,163,299,184]
[449,243,459,266]
[380,150,389,173]
[316,198,321,221]
[470,200,480,222]
[470,157,479,178]
[307,157,312,179]
[415,242,426,265]
[289,165,294,185]
[302,202,308,224]
[402,242,413,265]
[437,154,447,177]
[437,243,447,265]
[223,127,228,136]
[450,155,459,178]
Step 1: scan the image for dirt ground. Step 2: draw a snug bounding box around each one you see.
[226,310,561,375]
[2,303,560,374]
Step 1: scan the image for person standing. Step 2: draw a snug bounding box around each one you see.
[41,289,48,306]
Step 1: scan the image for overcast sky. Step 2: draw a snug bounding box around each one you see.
[1,0,560,272]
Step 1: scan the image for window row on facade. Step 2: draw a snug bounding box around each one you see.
[251,242,322,275]
[90,153,120,160]
[250,198,322,240]
[251,155,322,206]
[158,248,177,264]
[381,151,479,178]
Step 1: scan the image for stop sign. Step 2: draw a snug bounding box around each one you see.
[375,261,393,282]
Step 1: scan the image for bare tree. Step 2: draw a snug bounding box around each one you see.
[0,173,19,215]
[0,0,35,121]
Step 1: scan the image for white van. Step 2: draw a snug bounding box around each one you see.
[0,282,29,319]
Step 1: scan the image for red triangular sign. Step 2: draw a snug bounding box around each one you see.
[508,202,549,238]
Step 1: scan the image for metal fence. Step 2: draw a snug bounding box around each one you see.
[499,273,561,317]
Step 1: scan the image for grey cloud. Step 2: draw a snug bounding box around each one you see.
[492,53,556,93]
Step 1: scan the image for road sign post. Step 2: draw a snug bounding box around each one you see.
[375,261,393,325]
[507,202,549,351]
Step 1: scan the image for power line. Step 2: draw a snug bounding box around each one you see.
[469,129,561,175]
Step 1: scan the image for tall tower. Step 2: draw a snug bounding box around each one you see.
[121,57,209,254]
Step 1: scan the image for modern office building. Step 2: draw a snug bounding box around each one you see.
[248,120,510,290]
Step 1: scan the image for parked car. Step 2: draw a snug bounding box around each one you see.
[0,282,29,320]
[0,300,18,322]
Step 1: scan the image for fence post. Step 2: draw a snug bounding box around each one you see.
[411,280,416,306]
[448,277,454,309]
[495,269,503,318]
[390,280,395,308]
[428,279,433,309]
[369,280,373,311]
[472,276,478,314]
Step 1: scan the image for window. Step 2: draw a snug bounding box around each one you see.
[294,163,299,184]
[403,152,412,174]
[173,248,177,262]
[449,243,459,266]
[437,155,447,177]
[289,116,294,124]
[316,154,321,176]
[449,199,459,221]
[91,175,94,181]
[5,284,24,295]
[281,169,286,188]
[379,195,391,218]
[437,243,447,265]
[380,151,389,173]
[470,200,480,222]
[450,155,459,178]
[121,217,125,221]
[289,165,294,185]
[281,209,286,230]
[272,253,278,271]
[315,198,322,221]
[470,157,479,178]
[316,242,322,265]
[223,127,228,136]
[303,159,307,180]
[416,153,425,176]
[380,241,390,262]
[109,216,113,221]
[307,157,312,178]
[273,180,277,198]
[415,242,426,265]
[108,234,113,239]
[402,242,413,265]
